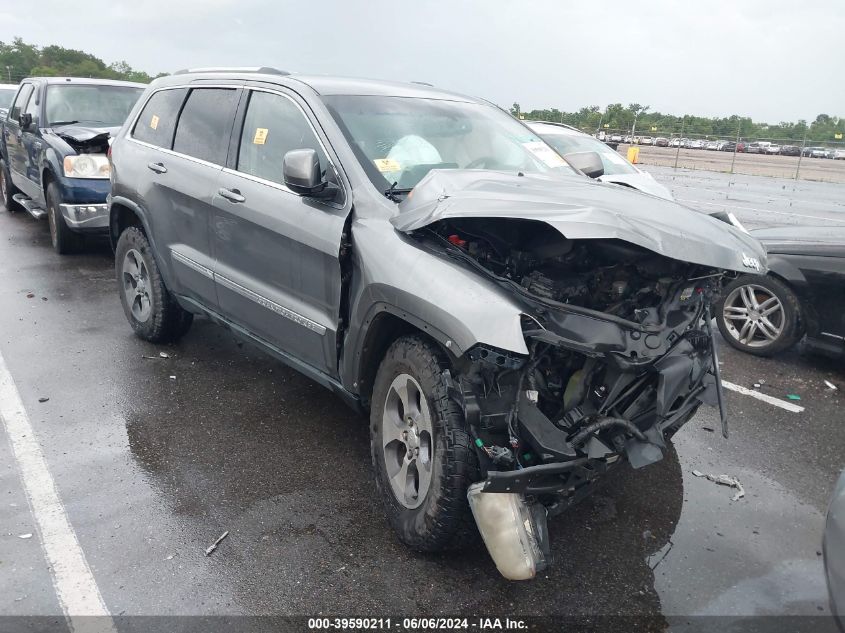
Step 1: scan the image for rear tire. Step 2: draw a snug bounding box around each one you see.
[370,335,478,552]
[46,182,84,254]
[115,226,194,343]
[716,274,803,356]
[1,158,19,212]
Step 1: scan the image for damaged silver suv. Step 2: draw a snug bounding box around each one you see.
[108,68,767,580]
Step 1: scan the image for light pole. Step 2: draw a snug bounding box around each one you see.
[631,105,649,144]
[5,66,11,83]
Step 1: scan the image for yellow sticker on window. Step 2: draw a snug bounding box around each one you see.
[253,128,269,145]
[150,115,159,130]
[373,158,401,172]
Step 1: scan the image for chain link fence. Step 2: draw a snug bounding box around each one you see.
[595,126,845,183]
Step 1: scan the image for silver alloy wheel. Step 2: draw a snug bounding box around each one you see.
[381,373,434,509]
[722,283,785,348]
[122,248,153,322]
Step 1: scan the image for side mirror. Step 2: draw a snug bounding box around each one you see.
[283,148,327,196]
[564,151,604,179]
[19,112,32,130]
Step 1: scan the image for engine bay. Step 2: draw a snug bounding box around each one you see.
[421,217,726,512]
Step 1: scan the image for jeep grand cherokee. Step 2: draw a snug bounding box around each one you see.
[108,68,767,580]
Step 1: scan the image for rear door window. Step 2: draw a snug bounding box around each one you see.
[236,90,327,185]
[132,88,187,149]
[9,84,33,122]
[172,88,239,165]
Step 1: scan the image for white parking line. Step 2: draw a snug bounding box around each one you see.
[722,380,805,413]
[0,350,115,629]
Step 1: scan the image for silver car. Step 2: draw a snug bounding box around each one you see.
[108,69,767,580]
[528,121,674,200]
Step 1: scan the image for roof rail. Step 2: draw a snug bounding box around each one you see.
[173,66,290,76]
[410,81,434,87]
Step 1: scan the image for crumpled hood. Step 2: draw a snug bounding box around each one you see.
[52,125,120,145]
[393,170,767,274]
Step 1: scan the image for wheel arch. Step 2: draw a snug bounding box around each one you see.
[348,306,458,410]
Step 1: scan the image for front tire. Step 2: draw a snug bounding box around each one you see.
[115,226,194,343]
[716,274,804,356]
[46,182,84,254]
[1,158,19,212]
[370,336,477,552]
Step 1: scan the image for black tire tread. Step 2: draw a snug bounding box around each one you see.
[370,335,478,552]
[0,158,18,212]
[115,226,193,343]
[46,181,84,254]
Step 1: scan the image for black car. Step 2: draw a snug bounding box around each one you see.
[716,225,845,357]
[780,145,801,157]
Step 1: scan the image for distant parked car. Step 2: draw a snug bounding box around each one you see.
[0,83,17,120]
[638,136,653,145]
[832,149,845,160]
[610,133,623,143]
[736,141,747,152]
[746,143,763,154]
[721,141,737,152]
[780,145,801,157]
[716,225,845,357]
[689,139,704,149]
[669,138,682,147]
[528,121,673,200]
[654,137,669,147]
[826,148,839,159]
[624,135,633,143]
[803,147,829,158]
[765,144,781,155]
[705,140,719,151]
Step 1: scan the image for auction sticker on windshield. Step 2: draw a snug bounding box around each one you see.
[373,158,402,172]
[522,141,567,168]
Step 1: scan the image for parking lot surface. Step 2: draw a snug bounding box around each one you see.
[1,169,843,629]
[628,145,845,184]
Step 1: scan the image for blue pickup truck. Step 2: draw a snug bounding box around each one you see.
[0,77,145,253]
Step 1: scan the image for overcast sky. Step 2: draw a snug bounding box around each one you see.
[2,0,841,123]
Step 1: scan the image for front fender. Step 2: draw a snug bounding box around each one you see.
[340,220,530,392]
[108,194,175,291]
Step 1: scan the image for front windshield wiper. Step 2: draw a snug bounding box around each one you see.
[383,181,414,202]
[50,119,106,127]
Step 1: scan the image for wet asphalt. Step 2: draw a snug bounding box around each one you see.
[1,169,844,628]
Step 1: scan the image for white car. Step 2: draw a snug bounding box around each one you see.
[705,140,719,151]
[528,121,673,200]
[765,144,781,155]
[0,83,18,119]
[638,136,653,145]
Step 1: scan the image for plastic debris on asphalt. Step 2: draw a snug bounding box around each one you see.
[18,533,33,539]
[204,531,229,556]
[37,397,49,403]
[159,351,170,358]
[825,380,837,391]
[786,394,801,401]
[692,470,746,501]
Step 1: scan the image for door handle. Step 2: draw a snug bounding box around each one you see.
[147,162,167,174]
[218,187,245,203]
